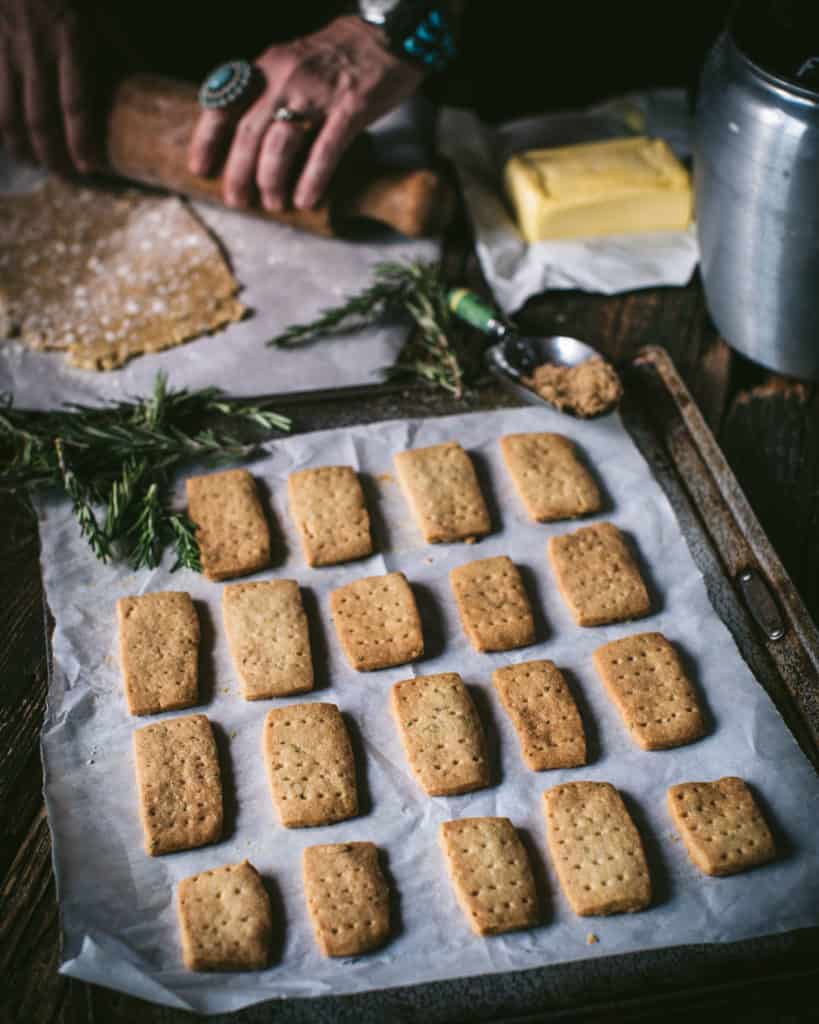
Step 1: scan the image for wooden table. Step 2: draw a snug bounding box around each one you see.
[2,215,818,1022]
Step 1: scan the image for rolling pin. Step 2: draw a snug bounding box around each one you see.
[105,74,454,238]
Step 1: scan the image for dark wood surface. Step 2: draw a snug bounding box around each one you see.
[2,218,819,1024]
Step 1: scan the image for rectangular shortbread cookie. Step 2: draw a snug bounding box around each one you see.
[303,842,391,956]
[668,777,776,876]
[544,781,651,915]
[394,441,491,543]
[593,632,705,750]
[177,860,273,971]
[134,714,223,855]
[440,817,539,935]
[118,591,199,716]
[263,703,358,828]
[548,522,650,626]
[222,580,313,700]
[450,555,535,652]
[330,571,423,671]
[288,465,373,567]
[391,672,489,796]
[493,659,586,770]
[186,468,270,581]
[500,432,601,521]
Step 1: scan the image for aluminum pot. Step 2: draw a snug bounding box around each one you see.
[695,24,819,378]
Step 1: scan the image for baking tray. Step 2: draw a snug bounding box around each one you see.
[187,344,818,1023]
[37,346,817,1022]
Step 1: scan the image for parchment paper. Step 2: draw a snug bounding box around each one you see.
[0,143,437,410]
[39,403,819,1015]
[438,91,700,313]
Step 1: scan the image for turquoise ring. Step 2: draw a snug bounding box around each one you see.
[198,60,254,110]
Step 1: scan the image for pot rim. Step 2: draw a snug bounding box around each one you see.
[725,24,819,106]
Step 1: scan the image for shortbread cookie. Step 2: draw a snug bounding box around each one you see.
[544,781,651,915]
[500,433,601,522]
[134,714,223,855]
[288,466,373,567]
[303,842,391,956]
[330,572,423,671]
[440,817,539,935]
[391,673,489,796]
[593,632,705,750]
[118,591,199,716]
[177,861,273,971]
[222,580,313,700]
[668,777,776,876]
[186,468,270,581]
[548,522,650,626]
[493,660,586,770]
[450,555,535,652]
[263,703,357,828]
[394,441,491,543]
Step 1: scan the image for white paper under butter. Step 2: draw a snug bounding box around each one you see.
[439,91,699,312]
[40,405,819,1015]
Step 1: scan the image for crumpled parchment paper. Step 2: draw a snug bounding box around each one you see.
[39,403,819,1015]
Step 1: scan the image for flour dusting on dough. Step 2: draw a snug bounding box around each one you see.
[0,178,245,371]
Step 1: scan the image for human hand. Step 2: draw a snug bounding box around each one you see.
[0,0,105,172]
[188,15,426,212]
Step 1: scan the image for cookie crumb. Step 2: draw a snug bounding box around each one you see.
[587,932,599,945]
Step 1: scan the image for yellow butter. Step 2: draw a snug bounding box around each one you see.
[503,136,692,243]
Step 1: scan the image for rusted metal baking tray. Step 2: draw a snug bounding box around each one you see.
[223,344,819,1023]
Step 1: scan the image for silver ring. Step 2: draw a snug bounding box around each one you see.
[273,105,311,124]
[198,60,254,110]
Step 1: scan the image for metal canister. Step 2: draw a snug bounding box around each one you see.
[694,7,819,378]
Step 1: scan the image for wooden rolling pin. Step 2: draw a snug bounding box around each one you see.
[105,74,453,238]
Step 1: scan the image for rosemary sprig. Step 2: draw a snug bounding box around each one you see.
[0,374,291,571]
[268,260,477,398]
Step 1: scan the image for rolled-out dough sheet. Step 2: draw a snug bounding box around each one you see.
[0,177,244,371]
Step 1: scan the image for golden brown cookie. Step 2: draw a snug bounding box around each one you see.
[544,781,651,916]
[450,555,535,652]
[133,713,223,855]
[391,672,489,796]
[330,572,423,671]
[288,465,373,567]
[548,522,650,626]
[222,580,313,700]
[186,468,270,581]
[303,842,391,956]
[177,861,273,971]
[667,777,776,876]
[394,441,491,543]
[593,632,705,750]
[117,591,199,716]
[440,817,539,935]
[500,432,601,521]
[263,703,358,828]
[493,659,586,770]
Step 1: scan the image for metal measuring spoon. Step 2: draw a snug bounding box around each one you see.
[448,288,616,414]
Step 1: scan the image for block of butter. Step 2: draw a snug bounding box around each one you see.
[503,136,692,243]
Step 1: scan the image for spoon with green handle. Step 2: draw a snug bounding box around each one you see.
[447,287,601,378]
[447,288,620,415]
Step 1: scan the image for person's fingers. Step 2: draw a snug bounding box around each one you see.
[188,107,235,177]
[293,103,361,210]
[221,108,271,207]
[57,20,98,173]
[0,43,31,161]
[21,40,68,170]
[255,120,312,211]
